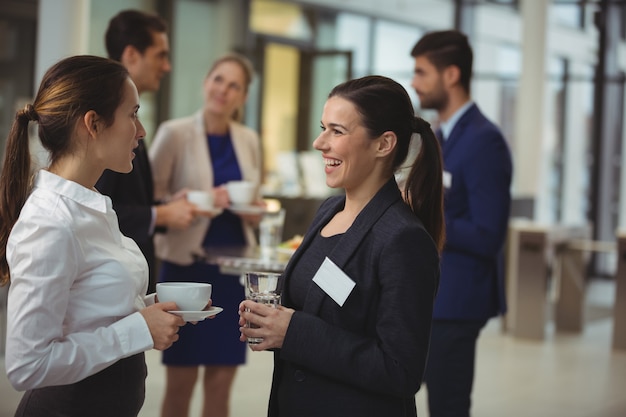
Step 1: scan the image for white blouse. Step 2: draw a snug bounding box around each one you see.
[5,170,155,391]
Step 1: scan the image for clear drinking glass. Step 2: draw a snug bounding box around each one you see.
[259,209,286,259]
[244,271,282,344]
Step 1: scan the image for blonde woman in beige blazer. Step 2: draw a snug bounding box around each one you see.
[148,53,261,417]
[150,110,261,265]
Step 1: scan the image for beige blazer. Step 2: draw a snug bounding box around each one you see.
[149,110,262,265]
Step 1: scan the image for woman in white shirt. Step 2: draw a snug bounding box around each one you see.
[0,55,186,417]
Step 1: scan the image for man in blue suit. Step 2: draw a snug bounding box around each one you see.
[411,30,513,417]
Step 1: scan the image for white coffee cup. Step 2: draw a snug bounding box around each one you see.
[156,282,212,311]
[226,181,256,206]
[187,190,213,210]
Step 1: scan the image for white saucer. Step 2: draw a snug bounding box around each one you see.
[194,207,223,217]
[170,307,223,322]
[229,205,266,215]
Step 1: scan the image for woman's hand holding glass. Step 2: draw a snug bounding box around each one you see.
[238,300,295,351]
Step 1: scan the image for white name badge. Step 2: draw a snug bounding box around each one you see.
[443,171,452,189]
[312,257,356,307]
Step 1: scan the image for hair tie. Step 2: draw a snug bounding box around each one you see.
[25,104,38,121]
[412,116,430,133]
[16,104,38,124]
[411,117,419,132]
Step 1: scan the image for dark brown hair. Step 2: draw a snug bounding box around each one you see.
[329,75,445,252]
[105,9,168,61]
[411,29,473,94]
[0,55,129,285]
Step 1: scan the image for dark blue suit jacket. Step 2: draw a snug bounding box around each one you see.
[435,103,512,320]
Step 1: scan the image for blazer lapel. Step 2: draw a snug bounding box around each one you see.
[134,139,154,201]
[290,179,401,315]
[229,123,253,181]
[441,103,479,158]
[193,111,215,188]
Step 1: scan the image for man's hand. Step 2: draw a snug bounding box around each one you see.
[155,199,196,229]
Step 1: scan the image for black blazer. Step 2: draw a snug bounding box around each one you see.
[95,139,156,292]
[269,178,439,417]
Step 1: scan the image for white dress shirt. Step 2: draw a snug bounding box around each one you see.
[5,170,155,391]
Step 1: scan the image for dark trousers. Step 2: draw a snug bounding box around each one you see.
[14,352,146,417]
[424,320,486,417]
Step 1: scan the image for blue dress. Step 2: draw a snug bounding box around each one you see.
[161,132,247,366]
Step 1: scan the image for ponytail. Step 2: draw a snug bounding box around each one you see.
[404,116,445,253]
[0,106,35,285]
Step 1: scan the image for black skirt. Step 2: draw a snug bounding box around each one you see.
[14,352,147,417]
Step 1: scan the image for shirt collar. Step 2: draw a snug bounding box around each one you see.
[34,169,109,213]
[440,100,473,140]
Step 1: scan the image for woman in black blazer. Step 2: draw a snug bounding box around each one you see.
[239,75,444,417]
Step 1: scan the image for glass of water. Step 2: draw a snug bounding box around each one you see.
[243,271,282,344]
[259,208,286,259]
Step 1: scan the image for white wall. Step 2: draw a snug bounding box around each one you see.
[168,0,247,119]
[35,0,91,87]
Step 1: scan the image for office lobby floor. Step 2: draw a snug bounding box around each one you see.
[1,279,625,417]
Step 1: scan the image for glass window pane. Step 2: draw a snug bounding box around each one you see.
[250,0,312,41]
[372,19,422,78]
[336,13,371,77]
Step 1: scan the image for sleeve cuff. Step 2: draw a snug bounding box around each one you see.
[112,312,154,354]
[144,293,157,306]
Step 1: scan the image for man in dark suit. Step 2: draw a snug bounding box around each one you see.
[411,30,513,417]
[96,10,195,294]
